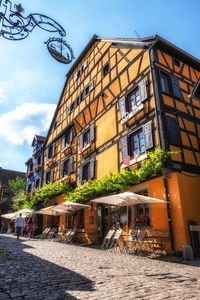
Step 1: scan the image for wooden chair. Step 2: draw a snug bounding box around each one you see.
[109,229,123,253]
[54,229,66,242]
[101,229,115,250]
[47,227,58,240]
[64,228,77,244]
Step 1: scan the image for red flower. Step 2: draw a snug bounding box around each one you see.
[79,147,83,153]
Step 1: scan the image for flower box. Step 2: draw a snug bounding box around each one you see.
[45,158,53,165]
[25,170,34,178]
[135,217,148,227]
[34,165,41,172]
[79,143,91,154]
[61,144,70,153]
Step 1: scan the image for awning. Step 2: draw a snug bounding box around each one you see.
[92,192,166,206]
[55,201,90,212]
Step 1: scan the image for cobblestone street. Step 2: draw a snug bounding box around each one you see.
[0,234,200,300]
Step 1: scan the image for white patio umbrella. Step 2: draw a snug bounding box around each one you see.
[1,212,16,219]
[54,201,90,228]
[1,209,33,219]
[92,192,167,236]
[36,206,67,216]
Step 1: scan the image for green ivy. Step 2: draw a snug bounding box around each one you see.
[13,148,177,209]
[67,147,176,203]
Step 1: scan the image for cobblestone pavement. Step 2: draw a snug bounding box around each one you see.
[0,234,200,300]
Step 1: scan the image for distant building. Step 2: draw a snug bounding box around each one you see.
[0,167,25,214]
[25,135,45,194]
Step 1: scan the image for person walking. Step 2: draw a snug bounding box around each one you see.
[27,217,33,240]
[15,213,24,240]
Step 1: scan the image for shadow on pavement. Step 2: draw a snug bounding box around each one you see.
[0,234,94,299]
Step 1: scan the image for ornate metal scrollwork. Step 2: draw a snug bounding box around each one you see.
[0,0,74,64]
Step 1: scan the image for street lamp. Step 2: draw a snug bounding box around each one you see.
[0,0,74,64]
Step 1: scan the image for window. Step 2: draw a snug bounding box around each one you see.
[46,170,51,184]
[83,129,90,147]
[77,69,81,78]
[85,85,89,96]
[37,156,41,166]
[128,88,141,112]
[54,117,61,129]
[130,130,145,156]
[70,101,76,112]
[160,72,170,94]
[47,144,54,159]
[103,63,110,78]
[63,159,70,177]
[35,178,40,189]
[80,92,84,103]
[174,58,180,67]
[134,191,151,226]
[27,184,32,194]
[82,163,90,182]
[64,131,71,147]
[30,163,33,171]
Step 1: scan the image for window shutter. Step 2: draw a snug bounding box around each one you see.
[165,116,181,146]
[46,148,49,160]
[69,156,73,174]
[73,72,77,82]
[62,136,65,148]
[90,123,95,143]
[89,157,95,180]
[69,128,73,144]
[143,121,153,150]
[89,80,94,91]
[52,143,55,157]
[79,133,83,148]
[83,60,87,70]
[138,78,147,103]
[120,136,128,161]
[79,166,83,185]
[60,162,64,178]
[119,96,127,119]
[50,169,54,182]
[171,75,182,99]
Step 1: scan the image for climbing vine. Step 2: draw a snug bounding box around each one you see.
[13,148,176,209]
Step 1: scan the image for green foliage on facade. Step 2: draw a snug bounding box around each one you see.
[13,182,73,210]
[13,148,176,210]
[67,147,175,203]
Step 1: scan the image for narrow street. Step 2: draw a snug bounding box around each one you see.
[0,234,199,300]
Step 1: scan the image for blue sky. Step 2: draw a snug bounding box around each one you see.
[0,0,200,172]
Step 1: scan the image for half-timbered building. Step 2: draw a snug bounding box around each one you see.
[25,135,45,194]
[43,35,200,253]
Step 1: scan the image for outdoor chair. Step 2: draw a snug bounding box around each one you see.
[62,229,72,243]
[108,229,123,253]
[64,228,77,244]
[101,229,115,250]
[123,229,138,254]
[143,231,169,254]
[54,229,66,242]
[47,227,57,240]
[39,227,51,239]
[131,230,147,255]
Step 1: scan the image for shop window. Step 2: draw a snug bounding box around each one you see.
[77,210,84,228]
[160,72,170,94]
[103,63,110,78]
[128,87,141,112]
[129,129,145,157]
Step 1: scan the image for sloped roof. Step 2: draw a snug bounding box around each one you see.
[44,34,200,147]
[0,168,25,186]
[31,135,46,147]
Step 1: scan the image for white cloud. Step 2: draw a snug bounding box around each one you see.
[0,161,8,167]
[0,102,56,145]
